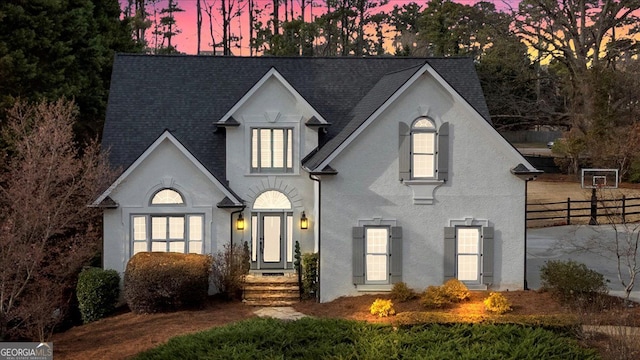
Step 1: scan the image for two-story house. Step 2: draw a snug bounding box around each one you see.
[94,55,540,302]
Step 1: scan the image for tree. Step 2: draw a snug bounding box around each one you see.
[123,0,153,50]
[0,99,114,341]
[0,0,139,143]
[515,0,640,134]
[155,0,185,54]
[389,2,423,56]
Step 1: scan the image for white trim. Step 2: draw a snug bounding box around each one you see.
[314,63,536,173]
[93,131,243,206]
[449,217,490,227]
[218,67,328,125]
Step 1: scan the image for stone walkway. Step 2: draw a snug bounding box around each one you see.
[253,307,307,321]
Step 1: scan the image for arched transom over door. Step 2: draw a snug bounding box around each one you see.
[251,190,294,270]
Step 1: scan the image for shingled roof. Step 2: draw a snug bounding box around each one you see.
[103,55,490,180]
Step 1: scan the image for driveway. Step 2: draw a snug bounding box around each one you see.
[527,225,640,302]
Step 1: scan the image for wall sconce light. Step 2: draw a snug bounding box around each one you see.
[237,213,245,231]
[300,211,308,230]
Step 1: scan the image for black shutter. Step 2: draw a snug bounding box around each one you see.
[399,122,411,181]
[352,227,365,285]
[390,227,403,283]
[482,227,494,285]
[444,227,456,281]
[437,122,449,181]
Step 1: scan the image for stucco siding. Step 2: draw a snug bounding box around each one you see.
[103,139,232,276]
[319,73,526,302]
[224,76,320,257]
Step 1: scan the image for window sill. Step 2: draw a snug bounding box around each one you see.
[356,284,393,292]
[403,179,444,205]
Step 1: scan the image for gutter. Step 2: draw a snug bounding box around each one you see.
[510,163,542,291]
[309,173,321,303]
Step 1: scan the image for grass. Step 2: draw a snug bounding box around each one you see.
[133,317,598,359]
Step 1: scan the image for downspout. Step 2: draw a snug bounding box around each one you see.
[511,164,541,291]
[309,174,321,303]
[524,179,529,290]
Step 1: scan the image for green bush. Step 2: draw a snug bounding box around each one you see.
[76,267,120,324]
[133,318,596,360]
[390,282,416,302]
[484,292,512,314]
[540,260,608,304]
[442,279,470,302]
[370,299,395,317]
[211,242,250,300]
[301,252,318,299]
[420,285,452,309]
[124,252,212,313]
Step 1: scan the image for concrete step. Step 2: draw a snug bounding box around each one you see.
[243,299,299,307]
[245,275,299,284]
[243,274,301,306]
[244,285,299,293]
[244,289,299,298]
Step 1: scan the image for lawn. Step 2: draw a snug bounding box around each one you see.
[52,291,640,359]
[133,317,597,360]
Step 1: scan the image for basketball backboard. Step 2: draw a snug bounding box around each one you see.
[581,168,619,189]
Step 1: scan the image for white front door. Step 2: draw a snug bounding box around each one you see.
[261,214,283,268]
[456,227,481,283]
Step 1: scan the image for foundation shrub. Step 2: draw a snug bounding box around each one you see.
[124,252,212,313]
[442,279,470,302]
[540,260,608,306]
[369,299,395,317]
[420,285,452,309]
[211,242,250,300]
[76,267,120,324]
[301,253,318,299]
[484,292,512,314]
[390,282,416,302]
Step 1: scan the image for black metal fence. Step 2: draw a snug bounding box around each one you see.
[527,195,640,227]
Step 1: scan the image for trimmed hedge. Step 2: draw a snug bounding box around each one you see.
[124,252,212,314]
[76,267,121,324]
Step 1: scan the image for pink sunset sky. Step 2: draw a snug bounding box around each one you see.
[120,0,518,55]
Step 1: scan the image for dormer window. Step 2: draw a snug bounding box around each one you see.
[251,128,293,173]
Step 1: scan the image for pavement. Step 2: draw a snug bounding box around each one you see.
[253,306,307,320]
[528,225,640,303]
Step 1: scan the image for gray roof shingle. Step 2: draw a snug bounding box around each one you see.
[103,55,490,179]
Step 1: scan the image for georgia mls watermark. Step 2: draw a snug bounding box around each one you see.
[0,342,52,360]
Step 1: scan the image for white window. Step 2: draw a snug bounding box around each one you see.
[251,128,293,172]
[132,214,204,256]
[365,227,389,283]
[411,118,436,179]
[151,189,184,205]
[456,227,480,282]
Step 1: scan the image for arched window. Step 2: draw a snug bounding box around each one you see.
[132,188,203,257]
[411,117,436,178]
[253,190,292,210]
[151,189,184,205]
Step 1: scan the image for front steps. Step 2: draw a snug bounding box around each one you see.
[243,273,301,306]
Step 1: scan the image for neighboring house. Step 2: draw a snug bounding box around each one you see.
[94,55,540,302]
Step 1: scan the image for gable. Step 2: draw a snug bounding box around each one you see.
[305,61,536,174]
[103,56,507,182]
[217,67,327,126]
[93,131,243,207]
